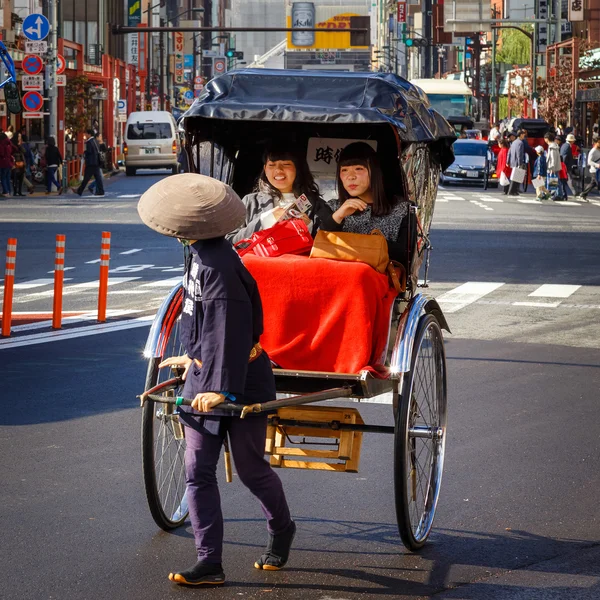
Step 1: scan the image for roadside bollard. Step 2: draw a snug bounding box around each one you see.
[52,234,66,329]
[1,238,17,337]
[97,231,111,322]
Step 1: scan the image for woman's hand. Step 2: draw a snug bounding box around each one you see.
[158,354,193,380]
[332,198,368,224]
[272,207,286,221]
[191,392,225,413]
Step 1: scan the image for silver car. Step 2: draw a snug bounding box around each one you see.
[440,140,497,189]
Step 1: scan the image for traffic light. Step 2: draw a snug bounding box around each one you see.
[405,38,428,48]
[226,49,235,58]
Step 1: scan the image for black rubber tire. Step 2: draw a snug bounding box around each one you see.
[126,166,136,176]
[394,313,447,551]
[141,300,188,531]
[171,165,179,175]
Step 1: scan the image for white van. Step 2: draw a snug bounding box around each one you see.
[124,111,180,176]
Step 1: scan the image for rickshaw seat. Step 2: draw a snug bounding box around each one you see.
[243,254,398,375]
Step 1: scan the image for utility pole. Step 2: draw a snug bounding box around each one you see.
[48,0,58,139]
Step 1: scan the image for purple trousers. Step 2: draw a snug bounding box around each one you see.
[184,414,292,563]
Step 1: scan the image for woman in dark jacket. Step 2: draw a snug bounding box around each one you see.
[44,136,63,195]
[11,134,27,196]
[0,132,14,196]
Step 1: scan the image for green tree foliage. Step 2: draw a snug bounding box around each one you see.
[496,27,532,65]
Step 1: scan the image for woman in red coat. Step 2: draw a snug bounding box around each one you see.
[496,138,510,195]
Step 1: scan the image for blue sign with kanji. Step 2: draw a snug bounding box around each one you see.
[22,90,44,112]
[23,14,50,41]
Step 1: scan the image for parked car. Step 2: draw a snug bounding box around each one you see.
[124,110,180,176]
[440,139,497,189]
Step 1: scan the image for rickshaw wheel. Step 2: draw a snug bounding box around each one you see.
[141,311,189,531]
[394,313,447,550]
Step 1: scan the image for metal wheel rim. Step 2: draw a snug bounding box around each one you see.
[151,317,188,525]
[402,319,447,544]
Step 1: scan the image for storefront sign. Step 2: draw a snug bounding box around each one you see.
[576,87,600,102]
[128,34,139,66]
[128,0,141,26]
[22,75,44,90]
[175,32,185,84]
[306,137,377,175]
[397,2,407,23]
[568,0,584,21]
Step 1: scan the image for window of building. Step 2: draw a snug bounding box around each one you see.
[63,21,73,42]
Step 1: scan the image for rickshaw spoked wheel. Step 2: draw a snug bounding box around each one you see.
[394,314,447,550]
[141,310,189,530]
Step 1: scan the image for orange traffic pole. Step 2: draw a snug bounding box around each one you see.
[97,231,111,322]
[1,238,17,337]
[52,234,66,329]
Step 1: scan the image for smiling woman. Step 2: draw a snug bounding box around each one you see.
[226,143,341,244]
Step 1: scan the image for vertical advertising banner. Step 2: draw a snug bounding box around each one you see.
[568,0,584,21]
[537,0,548,52]
[174,32,185,84]
[128,0,141,27]
[128,34,139,66]
[397,2,407,23]
[138,23,147,76]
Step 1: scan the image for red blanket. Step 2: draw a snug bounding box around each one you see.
[243,254,397,374]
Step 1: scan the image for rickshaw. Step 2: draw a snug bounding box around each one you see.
[140,69,456,551]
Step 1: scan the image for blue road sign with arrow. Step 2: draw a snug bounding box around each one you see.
[23,13,50,42]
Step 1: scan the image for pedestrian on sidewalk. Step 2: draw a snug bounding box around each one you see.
[507,129,527,196]
[87,133,106,195]
[576,139,600,201]
[44,137,63,195]
[0,132,14,197]
[496,138,510,195]
[76,130,105,197]
[545,132,562,199]
[137,174,295,587]
[10,135,26,196]
[533,145,549,199]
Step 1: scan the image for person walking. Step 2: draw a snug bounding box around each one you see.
[507,129,527,196]
[44,137,63,195]
[11,135,26,196]
[87,133,107,194]
[0,132,14,197]
[496,138,511,195]
[545,132,562,199]
[576,139,600,201]
[533,145,549,199]
[76,130,105,197]
[138,174,296,586]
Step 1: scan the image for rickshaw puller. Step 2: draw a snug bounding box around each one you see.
[138,174,296,586]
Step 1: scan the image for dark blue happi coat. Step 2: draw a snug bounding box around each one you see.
[177,238,276,434]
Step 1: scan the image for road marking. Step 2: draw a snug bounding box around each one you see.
[140,277,182,288]
[436,198,449,202]
[116,194,142,198]
[110,290,150,294]
[470,200,494,211]
[518,199,541,204]
[85,259,101,264]
[553,201,581,206]
[120,248,142,255]
[528,284,581,298]
[13,278,71,289]
[17,277,142,301]
[0,316,154,350]
[8,310,139,332]
[47,267,75,273]
[478,197,504,202]
[512,301,562,308]
[435,282,505,313]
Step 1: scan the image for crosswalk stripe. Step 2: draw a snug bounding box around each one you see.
[529,284,581,298]
[553,201,581,206]
[120,248,142,255]
[13,278,71,289]
[478,197,504,202]
[518,199,541,204]
[140,277,182,288]
[513,301,561,308]
[435,282,505,313]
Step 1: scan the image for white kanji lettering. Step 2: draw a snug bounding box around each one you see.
[194,279,202,300]
[183,298,194,316]
[190,262,199,279]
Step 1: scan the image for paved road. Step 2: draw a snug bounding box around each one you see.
[1,174,599,599]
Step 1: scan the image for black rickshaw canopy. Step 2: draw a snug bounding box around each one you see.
[184,69,455,147]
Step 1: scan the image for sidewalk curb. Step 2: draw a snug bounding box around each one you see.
[13,170,124,198]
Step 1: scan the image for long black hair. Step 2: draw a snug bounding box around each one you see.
[336,142,394,216]
[257,142,322,205]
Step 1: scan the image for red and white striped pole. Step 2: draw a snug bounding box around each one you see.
[52,234,66,329]
[97,231,111,322]
[1,238,17,337]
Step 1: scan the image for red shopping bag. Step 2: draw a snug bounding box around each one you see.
[235,218,313,258]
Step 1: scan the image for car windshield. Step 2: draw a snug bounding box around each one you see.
[454,143,487,157]
[127,122,172,140]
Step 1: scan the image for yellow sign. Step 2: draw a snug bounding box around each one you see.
[287,13,368,50]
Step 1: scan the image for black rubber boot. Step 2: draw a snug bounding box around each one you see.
[168,561,225,586]
[254,520,296,571]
